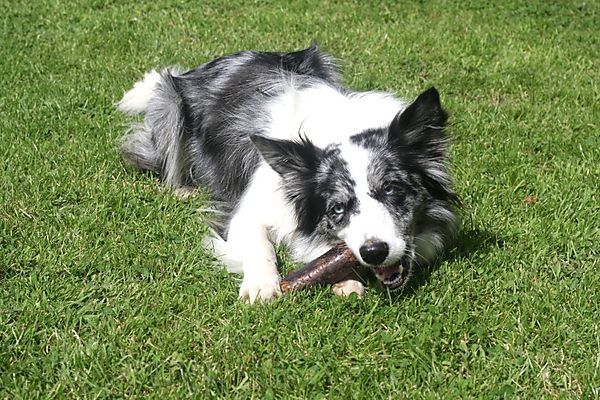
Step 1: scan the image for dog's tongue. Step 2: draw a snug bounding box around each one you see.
[374,264,400,280]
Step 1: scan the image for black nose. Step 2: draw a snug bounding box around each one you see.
[359,240,389,265]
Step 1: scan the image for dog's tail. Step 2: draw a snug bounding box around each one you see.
[117,68,186,187]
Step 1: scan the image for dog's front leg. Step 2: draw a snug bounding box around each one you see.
[227,218,281,304]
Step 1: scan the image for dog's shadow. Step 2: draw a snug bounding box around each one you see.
[398,228,503,298]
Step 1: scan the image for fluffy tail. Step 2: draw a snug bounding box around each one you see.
[117,68,186,188]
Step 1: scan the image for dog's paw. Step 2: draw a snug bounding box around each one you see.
[332,280,365,298]
[239,274,282,304]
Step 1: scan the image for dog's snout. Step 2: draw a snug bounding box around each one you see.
[359,240,389,265]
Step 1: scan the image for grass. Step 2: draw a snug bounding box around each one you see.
[1,0,599,398]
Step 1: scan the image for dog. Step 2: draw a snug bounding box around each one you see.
[117,45,458,303]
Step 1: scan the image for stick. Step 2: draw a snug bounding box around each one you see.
[280,243,360,292]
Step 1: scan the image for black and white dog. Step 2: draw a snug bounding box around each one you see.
[117,45,458,303]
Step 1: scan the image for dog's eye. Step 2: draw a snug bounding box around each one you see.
[383,183,395,195]
[332,203,345,215]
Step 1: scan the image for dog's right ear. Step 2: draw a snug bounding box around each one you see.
[250,134,323,177]
[388,88,458,204]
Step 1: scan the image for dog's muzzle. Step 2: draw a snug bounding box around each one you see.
[373,256,411,290]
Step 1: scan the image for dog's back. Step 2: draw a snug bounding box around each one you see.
[117,45,340,198]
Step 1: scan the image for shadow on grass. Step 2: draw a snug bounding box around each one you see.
[395,228,504,299]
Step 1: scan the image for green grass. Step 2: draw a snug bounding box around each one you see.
[1,0,599,398]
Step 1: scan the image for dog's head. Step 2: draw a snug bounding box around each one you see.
[252,87,457,290]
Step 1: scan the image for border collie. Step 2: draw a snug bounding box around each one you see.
[117,45,458,303]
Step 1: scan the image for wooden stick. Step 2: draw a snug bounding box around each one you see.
[280,243,360,292]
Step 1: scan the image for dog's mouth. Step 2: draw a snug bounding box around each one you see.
[372,256,412,290]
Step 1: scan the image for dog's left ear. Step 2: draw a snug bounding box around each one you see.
[250,134,323,178]
[388,87,457,203]
[388,87,448,155]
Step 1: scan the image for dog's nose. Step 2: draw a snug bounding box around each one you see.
[359,240,389,265]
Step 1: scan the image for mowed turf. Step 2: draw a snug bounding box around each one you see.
[1,1,598,398]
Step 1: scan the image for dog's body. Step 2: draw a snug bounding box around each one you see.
[118,45,458,302]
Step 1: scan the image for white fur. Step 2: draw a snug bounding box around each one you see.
[117,70,161,115]
[266,83,405,145]
[217,165,291,302]
[202,230,243,273]
[337,143,406,266]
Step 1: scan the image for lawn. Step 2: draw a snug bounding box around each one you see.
[1,0,599,398]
